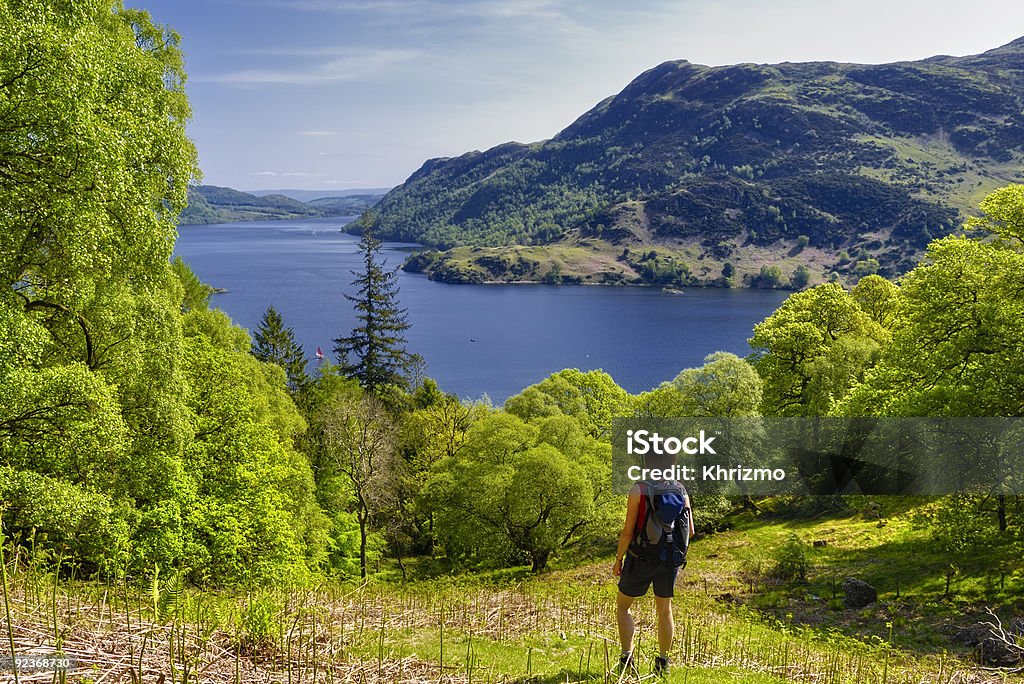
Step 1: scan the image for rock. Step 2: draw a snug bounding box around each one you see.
[976,637,1022,667]
[841,577,877,608]
[952,624,990,647]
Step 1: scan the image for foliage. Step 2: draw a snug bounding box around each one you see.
[0,466,133,574]
[333,231,417,393]
[0,3,332,585]
[769,533,810,583]
[791,264,811,289]
[635,352,763,418]
[839,185,1024,417]
[909,496,1000,557]
[423,410,615,572]
[252,305,309,393]
[504,369,629,439]
[171,258,214,312]
[750,283,890,416]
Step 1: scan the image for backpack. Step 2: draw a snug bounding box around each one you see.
[629,481,690,567]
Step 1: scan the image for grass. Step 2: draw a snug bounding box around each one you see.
[1,500,1021,683]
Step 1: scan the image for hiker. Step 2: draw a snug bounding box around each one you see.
[613,453,694,677]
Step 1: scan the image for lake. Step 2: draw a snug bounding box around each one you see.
[174,217,789,402]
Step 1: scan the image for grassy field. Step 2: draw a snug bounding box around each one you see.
[2,499,1021,683]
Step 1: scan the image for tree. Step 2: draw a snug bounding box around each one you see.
[750,283,888,416]
[504,369,629,439]
[252,306,309,393]
[791,264,811,290]
[0,2,199,573]
[309,390,400,578]
[631,352,764,522]
[424,411,602,572]
[0,3,334,585]
[334,231,416,393]
[840,185,1024,418]
[850,274,901,328]
[838,187,1024,537]
[171,257,214,313]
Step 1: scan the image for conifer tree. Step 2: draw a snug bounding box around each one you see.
[252,305,309,392]
[334,231,414,393]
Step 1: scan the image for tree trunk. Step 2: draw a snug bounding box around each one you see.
[359,514,368,579]
[531,550,550,573]
[997,494,1007,532]
[396,547,407,581]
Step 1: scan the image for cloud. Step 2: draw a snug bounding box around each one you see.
[200,49,419,86]
[267,0,583,30]
[249,171,327,177]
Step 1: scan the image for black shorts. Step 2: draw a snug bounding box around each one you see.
[617,555,679,598]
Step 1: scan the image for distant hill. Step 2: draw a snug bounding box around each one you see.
[179,185,383,225]
[358,38,1024,287]
[248,188,393,202]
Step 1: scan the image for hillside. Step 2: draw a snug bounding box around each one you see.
[359,38,1024,287]
[179,185,382,224]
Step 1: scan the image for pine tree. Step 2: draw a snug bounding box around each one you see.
[334,231,415,393]
[252,305,309,392]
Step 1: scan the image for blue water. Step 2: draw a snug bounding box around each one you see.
[174,217,789,402]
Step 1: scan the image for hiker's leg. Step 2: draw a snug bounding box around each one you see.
[655,596,674,656]
[616,591,636,653]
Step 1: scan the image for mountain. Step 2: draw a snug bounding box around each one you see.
[179,185,383,225]
[248,188,393,202]
[359,38,1024,287]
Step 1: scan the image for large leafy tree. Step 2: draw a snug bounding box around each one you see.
[0,1,198,570]
[839,185,1024,540]
[424,410,611,572]
[252,305,309,393]
[749,283,890,416]
[504,369,629,438]
[840,185,1024,417]
[633,352,763,418]
[0,2,330,584]
[334,231,416,393]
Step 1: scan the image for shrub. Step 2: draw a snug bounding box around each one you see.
[769,533,809,583]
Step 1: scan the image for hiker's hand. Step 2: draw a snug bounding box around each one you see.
[613,557,622,577]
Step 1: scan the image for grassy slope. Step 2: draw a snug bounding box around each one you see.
[6,499,1019,683]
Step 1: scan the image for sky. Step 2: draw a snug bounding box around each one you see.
[135,0,1024,194]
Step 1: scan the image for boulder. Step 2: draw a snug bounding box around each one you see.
[976,637,1022,667]
[951,624,990,647]
[841,577,877,608]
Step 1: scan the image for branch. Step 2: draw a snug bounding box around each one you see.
[17,293,96,368]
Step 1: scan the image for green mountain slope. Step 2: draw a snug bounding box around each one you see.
[359,38,1024,286]
[179,185,381,225]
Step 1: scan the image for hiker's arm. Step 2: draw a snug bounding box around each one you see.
[613,487,641,576]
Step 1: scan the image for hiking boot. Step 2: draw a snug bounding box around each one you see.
[653,655,670,677]
[617,651,636,674]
